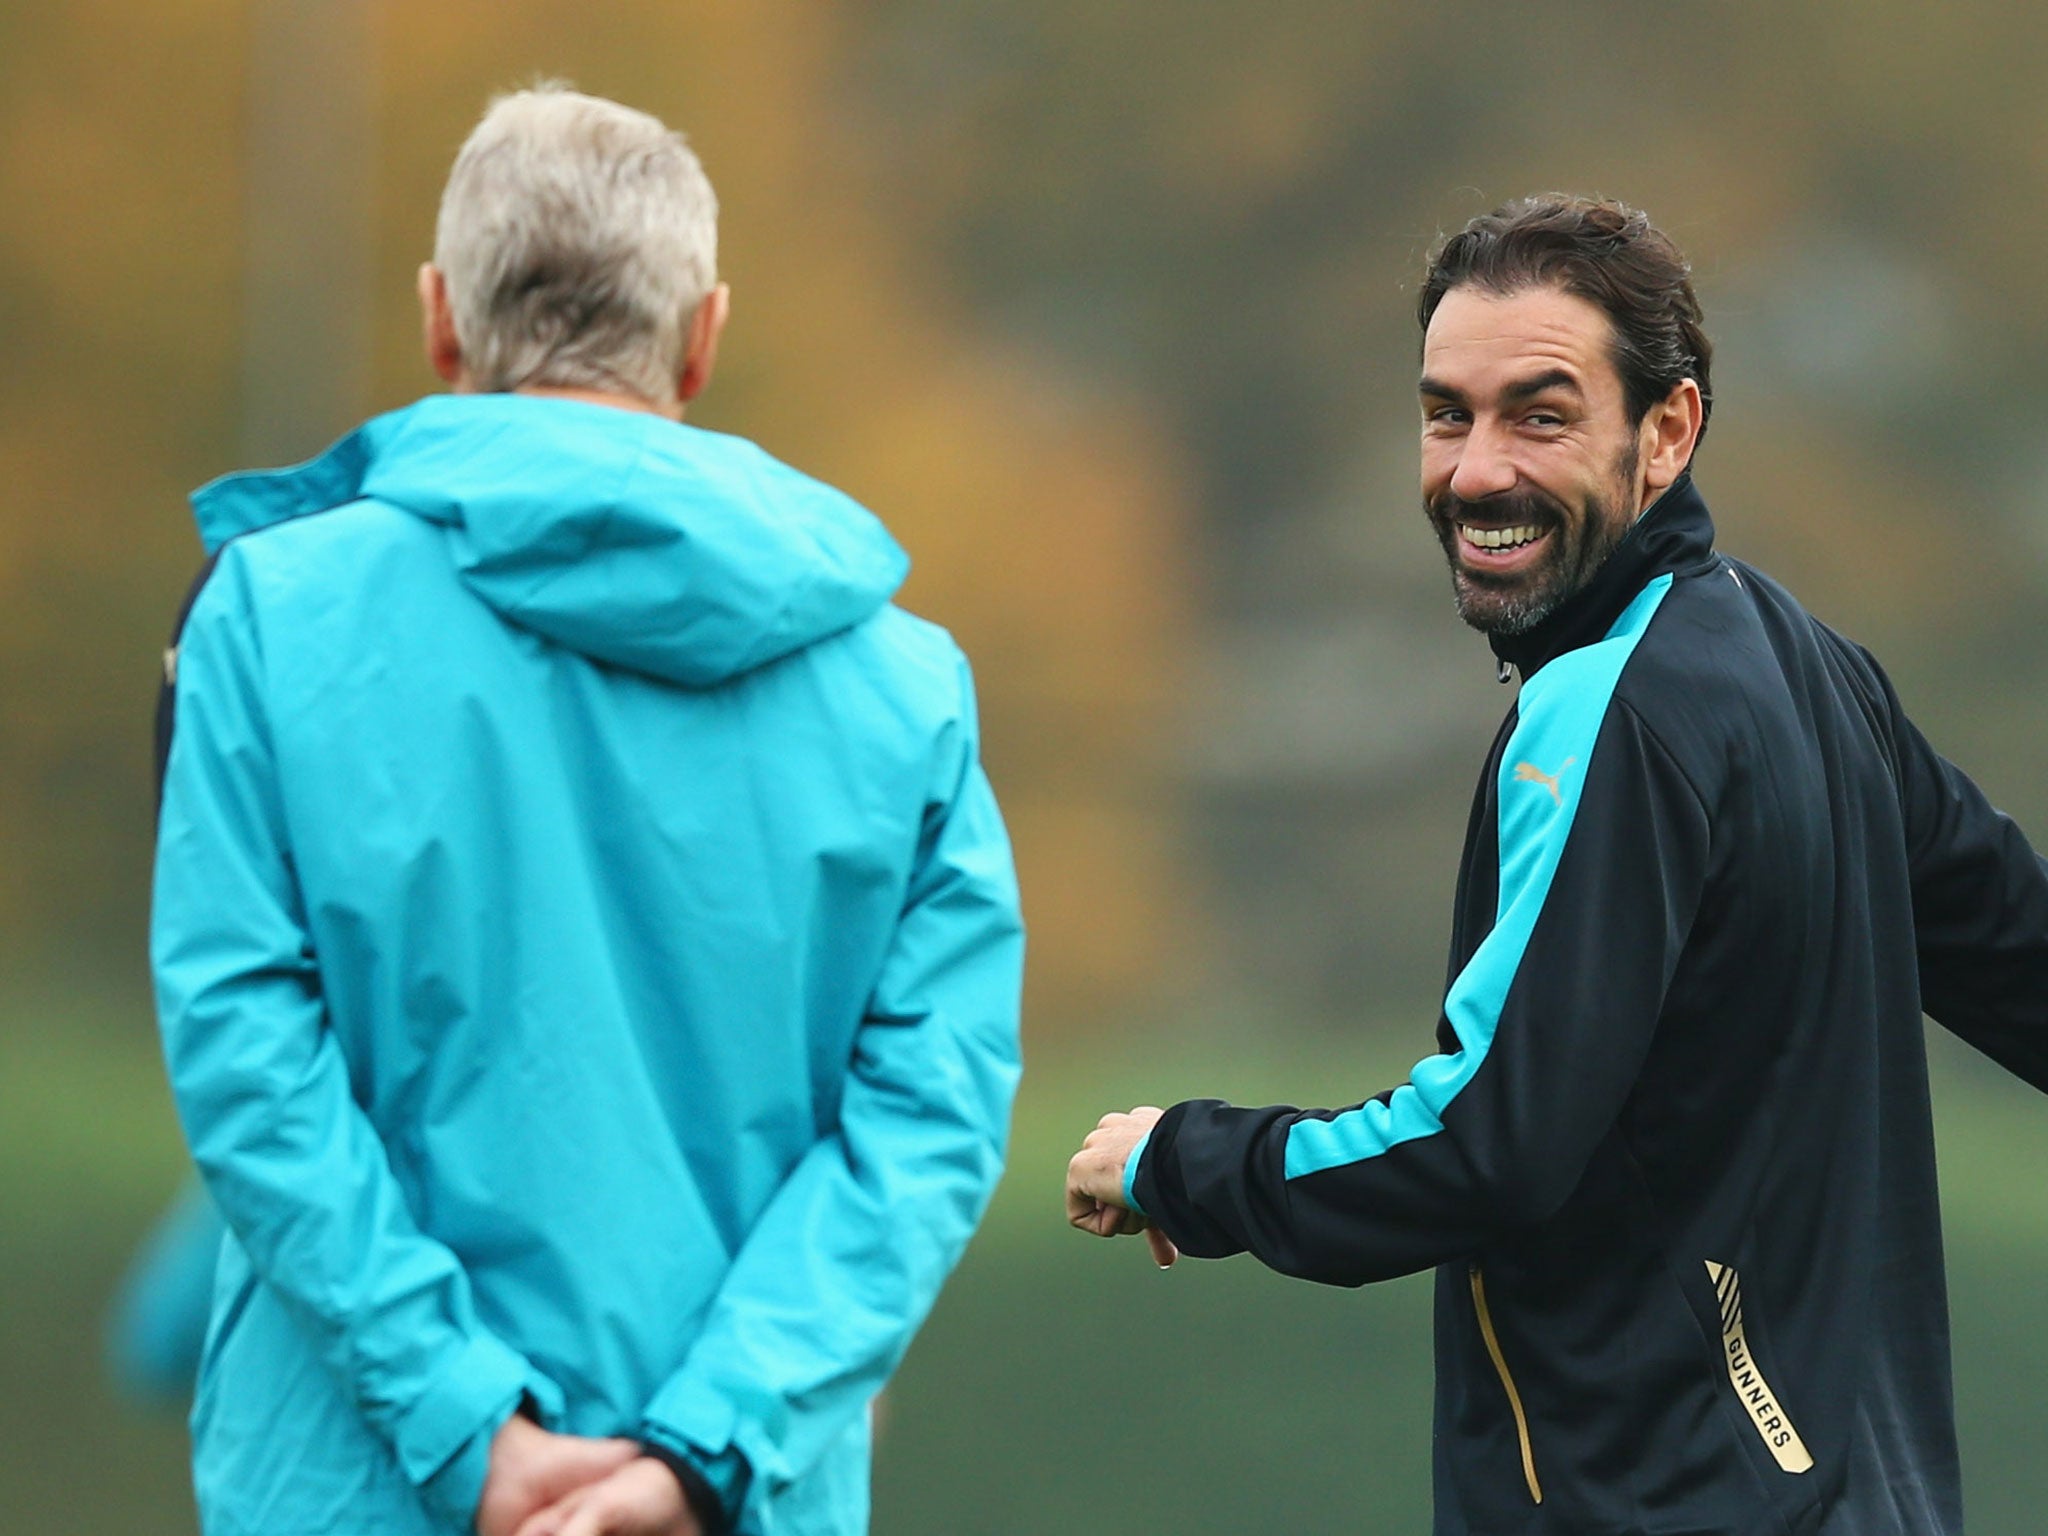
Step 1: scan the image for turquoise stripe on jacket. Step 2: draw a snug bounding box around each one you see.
[1281,575,1674,1181]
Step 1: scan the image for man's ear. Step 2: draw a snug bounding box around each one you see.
[1639,378,1704,501]
[417,263,466,386]
[677,283,731,406]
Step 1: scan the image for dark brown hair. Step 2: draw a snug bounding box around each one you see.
[1420,195,1712,442]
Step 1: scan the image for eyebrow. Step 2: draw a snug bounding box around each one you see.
[1417,367,1585,404]
[1501,368,1582,403]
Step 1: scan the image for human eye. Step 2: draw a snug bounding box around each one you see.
[1424,403,1470,429]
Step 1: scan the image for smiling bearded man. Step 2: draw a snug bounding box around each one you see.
[1421,333,1639,638]
[1416,233,1697,640]
[1064,195,2048,1536]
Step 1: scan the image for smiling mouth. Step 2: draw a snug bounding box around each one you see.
[1458,522,1548,553]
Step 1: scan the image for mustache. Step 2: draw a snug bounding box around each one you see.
[1426,486,1569,529]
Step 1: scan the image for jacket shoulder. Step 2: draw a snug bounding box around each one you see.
[204,499,438,612]
[1612,557,1900,789]
[824,604,979,725]
[1603,562,1761,754]
[843,603,968,678]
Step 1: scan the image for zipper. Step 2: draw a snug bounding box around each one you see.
[1469,1263,1543,1505]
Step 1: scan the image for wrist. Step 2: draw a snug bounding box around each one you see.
[637,1439,743,1536]
[1121,1125,1154,1214]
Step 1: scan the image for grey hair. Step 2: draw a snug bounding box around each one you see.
[434,85,718,407]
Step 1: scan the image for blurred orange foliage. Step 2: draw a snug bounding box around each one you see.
[0,0,1199,1022]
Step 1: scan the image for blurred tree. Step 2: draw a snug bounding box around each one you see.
[0,0,1198,1023]
[854,0,2048,1017]
[0,0,244,982]
[9,0,2048,1022]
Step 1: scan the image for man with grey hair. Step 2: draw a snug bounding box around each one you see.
[423,84,723,411]
[153,86,1023,1536]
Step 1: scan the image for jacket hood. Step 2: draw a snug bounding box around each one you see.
[189,393,910,687]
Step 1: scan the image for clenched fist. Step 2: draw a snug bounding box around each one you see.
[1066,1106,1178,1267]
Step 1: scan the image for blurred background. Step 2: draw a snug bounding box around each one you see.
[5,0,2048,1528]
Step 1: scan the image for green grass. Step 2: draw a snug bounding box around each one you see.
[5,994,2045,1533]
[0,987,198,1530]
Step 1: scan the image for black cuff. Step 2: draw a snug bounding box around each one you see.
[639,1441,734,1536]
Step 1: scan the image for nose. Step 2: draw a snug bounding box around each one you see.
[1447,422,1517,503]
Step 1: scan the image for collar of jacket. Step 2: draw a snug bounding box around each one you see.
[1487,472,1719,680]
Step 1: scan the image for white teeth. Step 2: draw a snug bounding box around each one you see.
[1461,523,1543,551]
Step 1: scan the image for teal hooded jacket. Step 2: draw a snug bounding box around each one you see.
[152,393,1025,1536]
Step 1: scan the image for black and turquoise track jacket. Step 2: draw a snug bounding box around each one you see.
[1127,476,2048,1535]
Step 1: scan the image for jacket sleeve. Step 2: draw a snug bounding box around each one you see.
[636,649,1024,1530]
[1877,668,2048,1090]
[153,551,551,1524]
[1132,676,1710,1287]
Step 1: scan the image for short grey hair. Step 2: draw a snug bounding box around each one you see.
[434,85,718,407]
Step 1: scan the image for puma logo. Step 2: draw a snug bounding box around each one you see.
[1513,757,1577,805]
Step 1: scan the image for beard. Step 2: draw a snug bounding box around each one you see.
[1424,449,1639,637]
